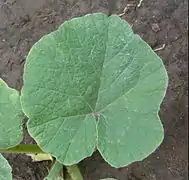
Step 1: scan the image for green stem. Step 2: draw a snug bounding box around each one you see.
[45,160,64,180]
[0,144,83,180]
[0,144,45,154]
[66,165,83,180]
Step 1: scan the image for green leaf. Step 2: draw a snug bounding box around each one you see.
[0,79,23,149]
[44,161,64,180]
[21,13,168,167]
[0,154,12,180]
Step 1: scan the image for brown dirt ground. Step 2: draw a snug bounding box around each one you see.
[0,0,188,180]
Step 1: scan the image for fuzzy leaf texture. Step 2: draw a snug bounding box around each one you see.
[0,154,12,180]
[21,13,168,167]
[0,79,23,149]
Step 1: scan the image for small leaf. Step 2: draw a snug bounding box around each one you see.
[0,154,12,180]
[21,13,168,167]
[0,79,24,149]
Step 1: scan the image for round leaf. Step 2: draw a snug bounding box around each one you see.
[0,79,23,149]
[0,154,12,180]
[21,13,168,167]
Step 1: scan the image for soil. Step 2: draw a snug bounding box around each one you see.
[0,0,188,180]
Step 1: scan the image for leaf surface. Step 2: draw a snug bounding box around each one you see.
[21,13,168,167]
[0,154,12,180]
[0,79,23,149]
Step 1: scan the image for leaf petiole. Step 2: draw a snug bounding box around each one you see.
[0,144,45,154]
[0,144,83,180]
[66,165,83,180]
